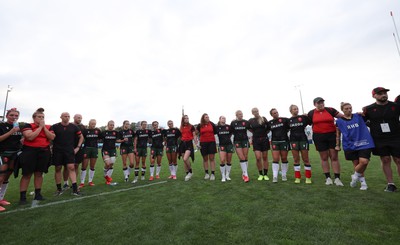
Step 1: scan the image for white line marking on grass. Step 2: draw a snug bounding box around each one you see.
[1,181,167,215]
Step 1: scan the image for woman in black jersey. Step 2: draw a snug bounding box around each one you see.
[230,110,250,182]
[248,108,270,181]
[288,105,312,184]
[101,120,123,185]
[216,116,234,182]
[268,108,290,183]
[119,120,135,182]
[0,108,22,210]
[133,121,150,183]
[79,119,100,187]
[163,120,181,180]
[149,121,164,181]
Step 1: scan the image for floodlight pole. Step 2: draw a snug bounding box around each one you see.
[2,85,13,121]
[294,85,305,114]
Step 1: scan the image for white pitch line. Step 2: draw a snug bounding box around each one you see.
[1,181,168,215]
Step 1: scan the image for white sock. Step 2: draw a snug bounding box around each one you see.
[294,165,301,172]
[156,165,161,176]
[281,162,288,176]
[174,164,178,176]
[240,161,248,176]
[64,180,69,185]
[80,170,87,184]
[103,168,108,177]
[355,171,362,177]
[169,164,173,175]
[123,168,129,178]
[0,182,8,200]
[150,165,155,176]
[359,176,366,183]
[220,165,226,179]
[272,163,279,178]
[108,168,114,178]
[128,166,132,175]
[226,164,231,177]
[89,169,95,182]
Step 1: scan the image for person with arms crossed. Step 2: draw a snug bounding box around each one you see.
[336,102,374,190]
[0,108,22,211]
[363,87,400,192]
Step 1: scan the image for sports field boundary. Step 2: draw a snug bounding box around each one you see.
[1,181,168,215]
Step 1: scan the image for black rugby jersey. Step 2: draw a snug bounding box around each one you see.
[288,115,311,141]
[135,129,150,148]
[162,128,181,147]
[100,130,118,151]
[230,120,250,141]
[215,125,233,146]
[0,122,22,152]
[119,129,135,147]
[268,117,290,141]
[83,128,101,148]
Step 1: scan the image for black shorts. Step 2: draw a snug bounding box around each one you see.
[19,146,51,175]
[372,137,400,157]
[75,148,84,164]
[344,148,372,161]
[252,137,270,151]
[200,141,217,156]
[180,140,194,153]
[52,149,75,166]
[312,132,336,152]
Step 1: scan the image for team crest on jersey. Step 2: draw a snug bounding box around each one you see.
[278,118,282,123]
[242,122,245,126]
[292,143,297,148]
[113,132,116,135]
[172,130,175,133]
[95,130,98,134]
[226,126,229,130]
[298,117,302,122]
[158,130,160,133]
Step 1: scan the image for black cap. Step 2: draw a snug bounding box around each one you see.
[313,97,325,104]
[372,87,390,96]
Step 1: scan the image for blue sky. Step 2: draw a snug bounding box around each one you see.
[1,0,400,127]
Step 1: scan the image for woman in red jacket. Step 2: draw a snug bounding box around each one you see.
[180,115,198,181]
[307,97,344,186]
[196,113,217,181]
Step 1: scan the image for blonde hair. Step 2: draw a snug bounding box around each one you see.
[340,102,351,111]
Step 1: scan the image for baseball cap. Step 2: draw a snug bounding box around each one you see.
[313,97,325,104]
[372,87,390,96]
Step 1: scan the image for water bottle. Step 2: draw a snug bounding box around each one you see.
[13,121,19,128]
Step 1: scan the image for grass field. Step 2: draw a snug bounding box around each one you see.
[1,147,400,245]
